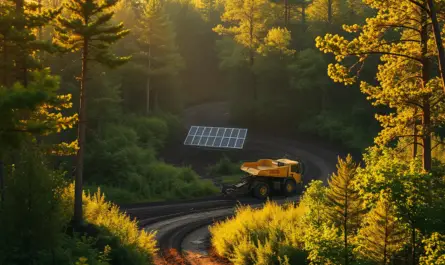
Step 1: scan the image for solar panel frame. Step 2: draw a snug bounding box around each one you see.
[184,126,248,149]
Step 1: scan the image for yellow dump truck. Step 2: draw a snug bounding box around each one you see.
[221,158,305,199]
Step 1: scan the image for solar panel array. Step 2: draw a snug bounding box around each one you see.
[184,126,248,149]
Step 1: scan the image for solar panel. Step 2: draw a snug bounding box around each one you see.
[184,126,248,149]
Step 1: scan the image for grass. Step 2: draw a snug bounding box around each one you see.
[210,201,308,265]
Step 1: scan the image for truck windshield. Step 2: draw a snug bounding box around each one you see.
[291,164,300,173]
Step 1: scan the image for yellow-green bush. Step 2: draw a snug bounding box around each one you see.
[63,184,157,264]
[210,201,308,265]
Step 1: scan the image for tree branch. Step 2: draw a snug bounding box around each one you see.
[348,51,422,62]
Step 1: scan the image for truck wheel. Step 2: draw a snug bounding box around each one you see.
[283,179,297,197]
[253,182,270,200]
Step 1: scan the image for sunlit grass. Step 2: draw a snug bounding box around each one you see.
[210,201,307,265]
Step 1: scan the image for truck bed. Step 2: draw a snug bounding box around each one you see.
[241,159,283,176]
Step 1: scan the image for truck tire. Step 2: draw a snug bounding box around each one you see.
[283,179,297,197]
[253,182,270,200]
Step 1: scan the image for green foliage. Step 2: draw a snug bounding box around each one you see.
[304,224,345,265]
[300,180,328,227]
[0,0,60,86]
[354,192,409,264]
[210,201,308,265]
[85,122,156,186]
[207,155,242,176]
[84,116,218,203]
[326,155,363,233]
[420,233,445,265]
[213,0,273,52]
[63,184,158,264]
[315,0,445,170]
[124,115,169,150]
[45,235,111,265]
[0,147,68,265]
[134,0,185,112]
[0,68,77,155]
[55,0,130,67]
[144,162,219,200]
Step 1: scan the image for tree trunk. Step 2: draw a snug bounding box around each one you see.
[422,101,432,171]
[37,0,44,60]
[426,0,445,92]
[344,190,349,265]
[249,20,257,101]
[284,0,289,27]
[16,0,28,87]
[383,205,388,265]
[146,41,151,115]
[73,38,89,227]
[301,4,306,30]
[420,9,432,172]
[2,41,7,87]
[250,51,257,100]
[0,160,4,207]
[327,0,333,24]
[411,224,416,265]
[412,110,418,159]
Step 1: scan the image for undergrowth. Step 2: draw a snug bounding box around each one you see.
[63,184,158,265]
[210,201,308,265]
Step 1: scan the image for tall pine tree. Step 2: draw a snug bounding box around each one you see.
[134,0,184,114]
[316,0,445,172]
[355,192,408,265]
[213,0,273,100]
[326,154,363,265]
[54,0,130,226]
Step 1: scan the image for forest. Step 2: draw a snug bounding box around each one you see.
[1,0,445,264]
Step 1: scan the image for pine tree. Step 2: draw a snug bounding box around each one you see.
[355,193,409,265]
[0,0,60,87]
[134,0,184,114]
[326,154,363,265]
[213,0,274,100]
[316,0,445,172]
[54,0,130,227]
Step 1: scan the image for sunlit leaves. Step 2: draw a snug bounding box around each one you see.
[213,0,272,51]
[0,69,77,154]
[420,233,445,265]
[354,192,409,264]
[257,27,295,56]
[316,0,445,161]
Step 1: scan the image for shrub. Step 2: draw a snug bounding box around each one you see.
[124,115,169,150]
[144,162,219,200]
[63,184,158,265]
[0,148,69,265]
[210,201,308,265]
[208,155,242,176]
[85,123,156,186]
